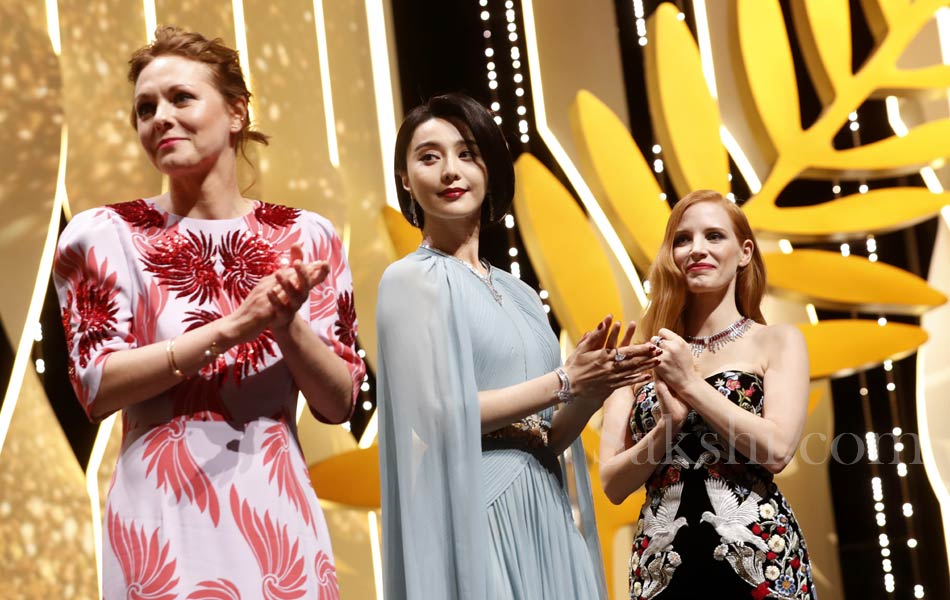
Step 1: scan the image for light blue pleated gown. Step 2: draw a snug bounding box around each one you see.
[377,247,606,600]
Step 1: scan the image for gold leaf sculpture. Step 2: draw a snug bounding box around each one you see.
[797,320,928,380]
[381,205,422,259]
[513,154,624,341]
[504,2,950,596]
[645,4,728,194]
[764,250,947,315]
[570,91,667,271]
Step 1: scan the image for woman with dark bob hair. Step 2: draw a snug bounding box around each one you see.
[53,26,364,597]
[376,93,659,599]
[599,190,816,599]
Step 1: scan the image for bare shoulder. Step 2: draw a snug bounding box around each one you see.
[757,323,807,364]
[759,323,804,343]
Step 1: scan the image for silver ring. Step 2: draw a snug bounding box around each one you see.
[614,352,627,362]
[650,335,663,347]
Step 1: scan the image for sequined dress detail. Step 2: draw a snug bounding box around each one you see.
[53,199,366,599]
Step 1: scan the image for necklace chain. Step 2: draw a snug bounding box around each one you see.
[420,244,503,305]
[684,317,752,357]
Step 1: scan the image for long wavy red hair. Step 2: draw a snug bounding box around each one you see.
[635,190,767,342]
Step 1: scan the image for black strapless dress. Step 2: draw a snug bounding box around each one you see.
[628,371,817,599]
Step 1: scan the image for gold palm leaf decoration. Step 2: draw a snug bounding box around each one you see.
[513,154,626,341]
[570,89,667,271]
[562,3,947,382]
[381,205,422,259]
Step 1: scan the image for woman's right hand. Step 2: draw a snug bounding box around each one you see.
[221,246,327,345]
[563,316,660,406]
[654,377,690,427]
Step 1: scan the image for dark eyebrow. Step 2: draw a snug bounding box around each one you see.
[134,83,194,103]
[412,138,479,153]
[412,141,439,152]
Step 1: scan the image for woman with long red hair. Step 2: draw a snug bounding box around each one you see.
[599,190,817,599]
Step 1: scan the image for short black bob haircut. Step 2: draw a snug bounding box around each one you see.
[393,93,515,229]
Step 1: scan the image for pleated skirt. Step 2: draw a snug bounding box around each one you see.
[482,448,600,599]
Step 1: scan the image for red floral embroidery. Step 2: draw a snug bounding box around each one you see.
[171,377,231,422]
[333,291,357,347]
[220,231,281,301]
[108,199,166,231]
[230,487,308,600]
[314,551,340,600]
[752,582,772,600]
[234,331,278,384]
[183,309,229,382]
[143,230,220,304]
[261,424,315,527]
[143,418,221,526]
[255,202,301,229]
[60,247,121,369]
[187,579,242,600]
[107,509,180,600]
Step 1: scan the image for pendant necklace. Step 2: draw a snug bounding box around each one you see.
[684,316,752,357]
[420,243,503,305]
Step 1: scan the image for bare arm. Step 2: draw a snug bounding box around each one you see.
[479,318,657,454]
[92,253,338,421]
[271,316,353,423]
[92,318,234,419]
[599,380,688,504]
[657,326,810,474]
[267,257,355,423]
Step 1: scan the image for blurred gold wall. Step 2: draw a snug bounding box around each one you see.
[0,1,399,597]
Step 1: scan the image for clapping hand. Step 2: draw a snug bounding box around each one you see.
[650,328,701,395]
[268,244,329,329]
[224,244,329,344]
[562,316,662,406]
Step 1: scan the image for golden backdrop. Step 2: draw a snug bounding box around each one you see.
[3,1,950,599]
[0,0,399,597]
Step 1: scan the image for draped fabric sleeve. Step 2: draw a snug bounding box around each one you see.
[569,434,608,598]
[52,208,137,423]
[303,213,366,423]
[376,255,486,600]
[507,274,608,598]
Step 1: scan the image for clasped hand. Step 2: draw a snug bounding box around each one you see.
[562,316,660,406]
[649,328,698,427]
[224,244,330,345]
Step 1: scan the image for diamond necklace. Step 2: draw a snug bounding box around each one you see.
[684,316,752,357]
[420,243,503,305]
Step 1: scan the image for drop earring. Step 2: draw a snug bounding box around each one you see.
[409,197,419,227]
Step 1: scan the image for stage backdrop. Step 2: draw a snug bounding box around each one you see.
[2,1,949,599]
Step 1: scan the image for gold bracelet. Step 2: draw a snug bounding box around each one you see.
[166,338,186,379]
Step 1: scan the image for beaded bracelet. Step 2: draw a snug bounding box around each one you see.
[553,366,574,404]
[204,340,223,360]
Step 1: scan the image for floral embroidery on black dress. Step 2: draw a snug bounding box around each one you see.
[628,371,816,600]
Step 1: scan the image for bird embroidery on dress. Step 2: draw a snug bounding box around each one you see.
[701,478,769,553]
[641,481,688,563]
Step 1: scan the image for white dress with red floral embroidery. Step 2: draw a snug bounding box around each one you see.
[53,198,365,600]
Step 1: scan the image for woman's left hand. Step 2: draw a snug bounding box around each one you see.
[651,328,701,394]
[268,244,330,330]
